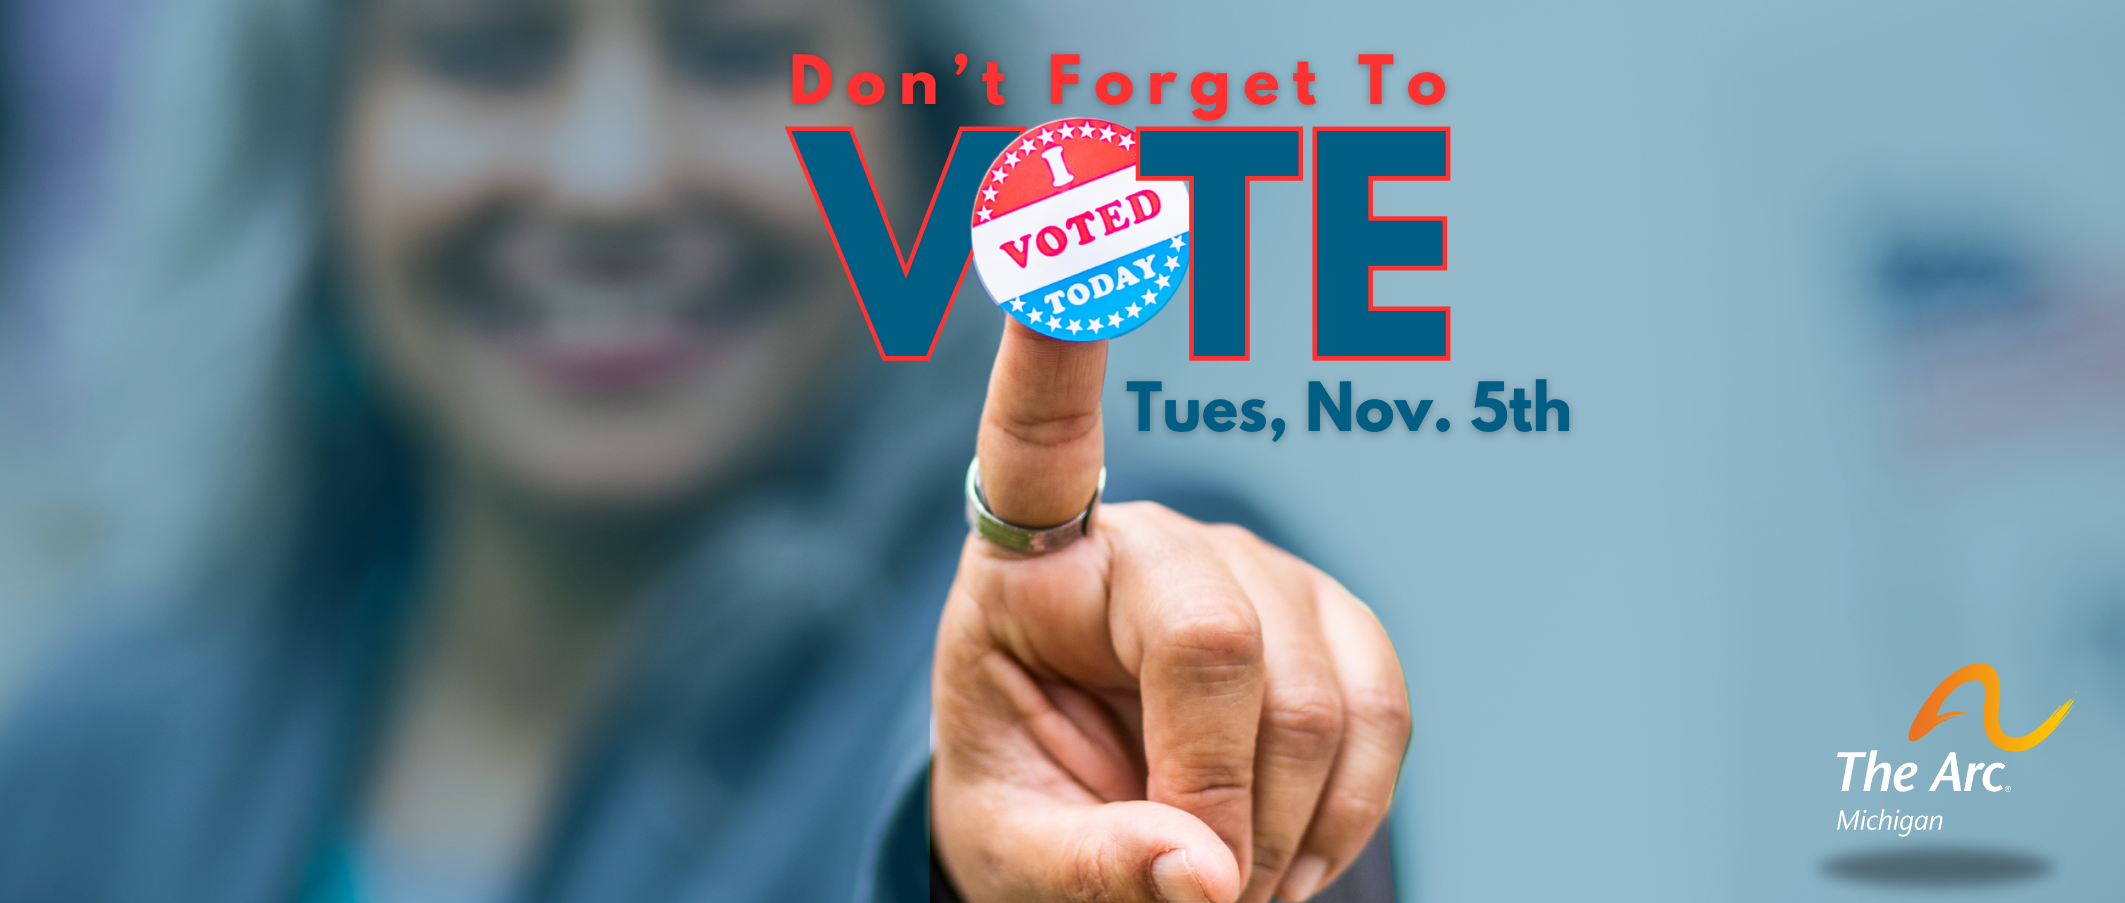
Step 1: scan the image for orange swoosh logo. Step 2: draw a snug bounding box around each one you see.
[1907,663,2074,752]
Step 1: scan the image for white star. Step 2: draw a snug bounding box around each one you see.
[1119,134,1135,149]
[982,187,998,201]
[1164,256,1180,270]
[1009,297,1025,311]
[1066,319,1083,334]
[1004,151,1020,166]
[977,207,992,222]
[1100,126,1116,142]
[1087,318,1103,333]
[1126,303,1142,318]
[1142,289,1158,304]
[1019,138,1036,153]
[1155,274,1171,289]
[1170,235,1186,250]
[1108,312,1123,327]
[1073,123,1089,138]
[990,168,1005,183]
[1039,128,1058,144]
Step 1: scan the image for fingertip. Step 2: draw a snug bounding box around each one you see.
[1081,801,1242,903]
[1151,843,1243,903]
[992,315,1108,392]
[1277,854,1330,902]
[1151,849,1209,903]
[1001,312,1107,353]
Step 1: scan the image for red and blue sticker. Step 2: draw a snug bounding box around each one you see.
[971,119,1190,341]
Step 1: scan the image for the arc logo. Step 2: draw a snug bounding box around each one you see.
[1907,663,2074,752]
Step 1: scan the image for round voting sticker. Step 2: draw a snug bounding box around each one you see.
[971,119,1189,341]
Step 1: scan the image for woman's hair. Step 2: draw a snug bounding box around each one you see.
[27,0,340,626]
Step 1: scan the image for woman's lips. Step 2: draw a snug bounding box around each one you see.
[430,207,781,393]
[499,318,720,393]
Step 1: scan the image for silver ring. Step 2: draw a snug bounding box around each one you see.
[964,457,1105,554]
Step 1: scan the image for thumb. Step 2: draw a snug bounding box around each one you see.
[976,318,1107,527]
[946,799,1243,903]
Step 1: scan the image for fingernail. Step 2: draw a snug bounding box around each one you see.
[1152,849,1211,903]
[1279,854,1330,902]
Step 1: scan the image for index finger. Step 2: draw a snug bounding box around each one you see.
[1104,506,1268,883]
[976,319,1106,528]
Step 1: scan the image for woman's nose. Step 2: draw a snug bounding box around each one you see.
[540,23,672,218]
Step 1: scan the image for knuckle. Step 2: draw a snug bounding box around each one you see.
[1159,606,1263,663]
[1263,685,1345,756]
[1321,780,1392,832]
[991,408,1101,451]
[1060,831,1119,902]
[1133,500,1179,520]
[1346,683,1412,740]
[1250,836,1298,877]
[1128,499,1181,522]
[1161,761,1253,810]
[1205,523,1278,564]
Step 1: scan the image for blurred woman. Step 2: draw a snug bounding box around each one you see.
[0,0,992,899]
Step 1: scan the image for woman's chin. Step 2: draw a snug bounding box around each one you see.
[493,435,735,515]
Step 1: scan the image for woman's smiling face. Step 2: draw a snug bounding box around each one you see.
[344,0,911,509]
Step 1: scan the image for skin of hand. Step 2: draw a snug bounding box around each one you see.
[932,320,1411,903]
